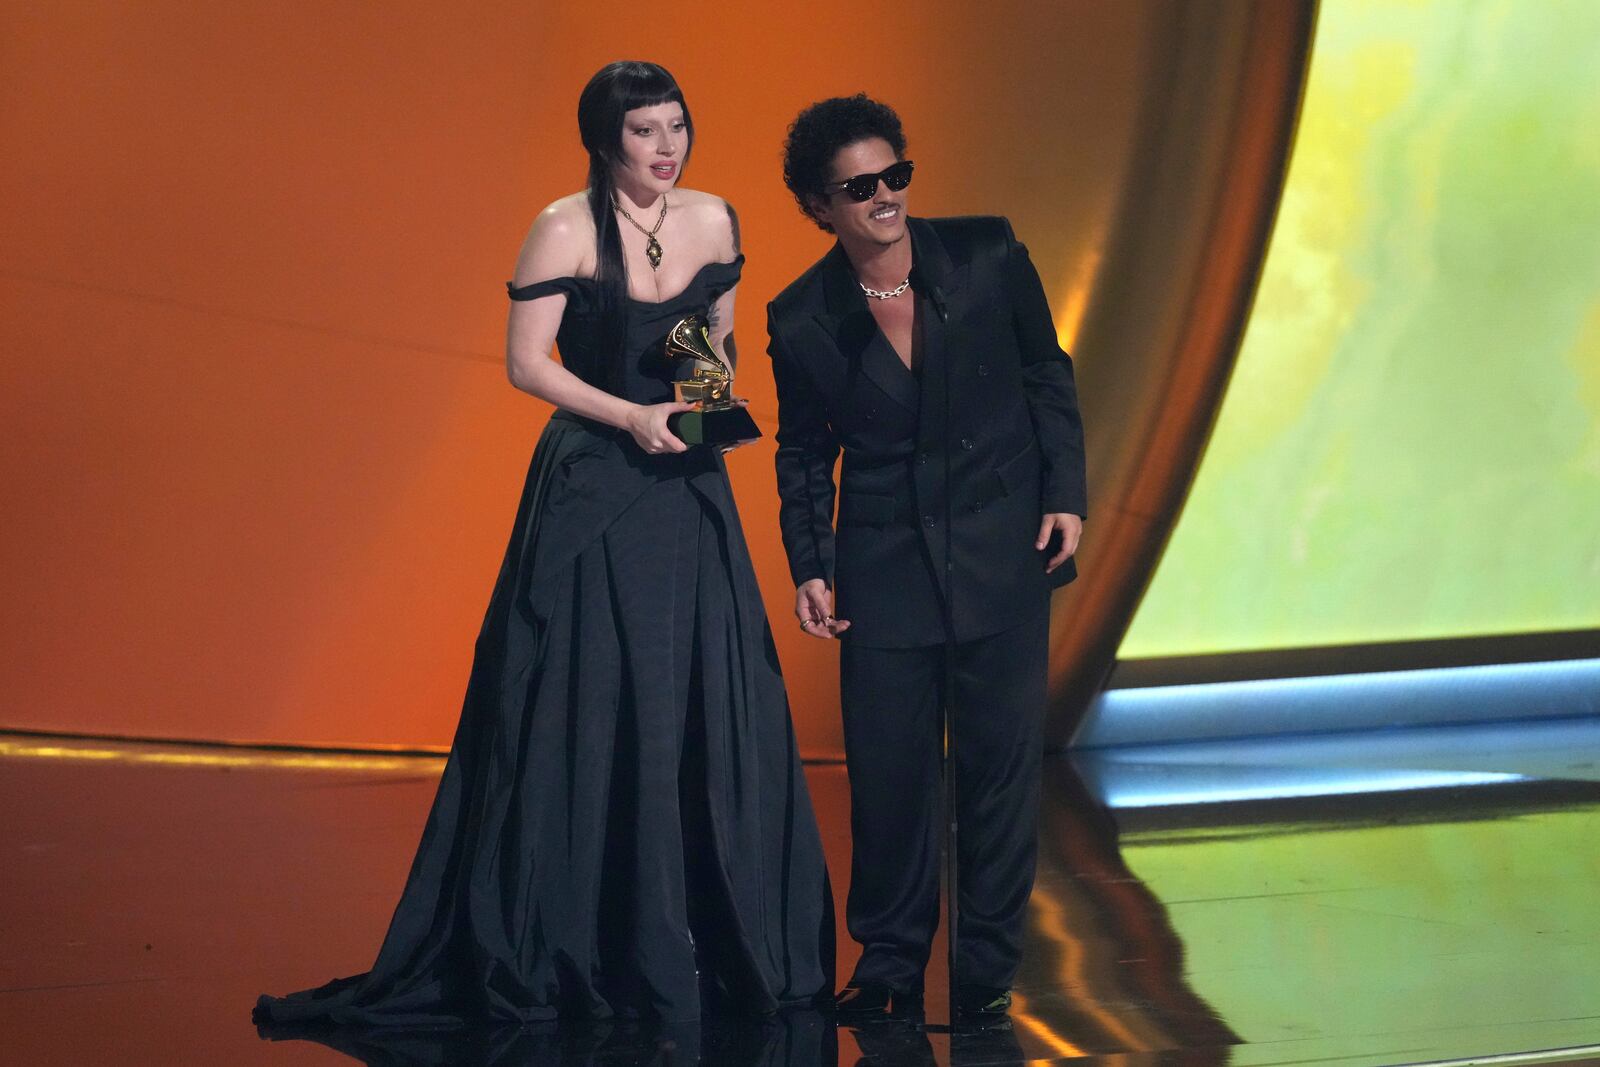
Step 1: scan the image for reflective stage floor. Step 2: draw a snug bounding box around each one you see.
[4,715,1599,1065]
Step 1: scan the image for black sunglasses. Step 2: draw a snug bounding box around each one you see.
[824,160,915,202]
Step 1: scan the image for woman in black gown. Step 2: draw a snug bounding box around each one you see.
[256,60,833,1028]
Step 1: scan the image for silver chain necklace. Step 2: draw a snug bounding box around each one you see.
[859,277,911,301]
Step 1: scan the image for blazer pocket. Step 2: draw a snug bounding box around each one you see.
[838,491,898,527]
[991,442,1040,499]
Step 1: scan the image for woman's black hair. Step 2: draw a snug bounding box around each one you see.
[782,94,906,233]
[576,61,694,381]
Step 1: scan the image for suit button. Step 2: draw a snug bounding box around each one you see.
[916,451,929,465]
[977,364,989,377]
[961,438,974,450]
[922,514,936,527]
[970,502,984,513]
[865,408,876,421]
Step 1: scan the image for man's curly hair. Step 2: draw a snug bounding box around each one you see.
[782,94,908,233]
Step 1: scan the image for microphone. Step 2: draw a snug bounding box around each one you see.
[930,285,949,323]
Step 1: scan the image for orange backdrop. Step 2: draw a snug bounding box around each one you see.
[0,2,1307,755]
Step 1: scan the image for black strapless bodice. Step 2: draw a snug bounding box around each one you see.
[507,257,743,405]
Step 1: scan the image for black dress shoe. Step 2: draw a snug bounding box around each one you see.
[888,986,925,1019]
[955,985,1012,1025]
[833,982,892,1016]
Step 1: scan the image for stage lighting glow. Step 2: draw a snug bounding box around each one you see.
[0,736,445,774]
[1081,657,1600,749]
[1091,766,1526,811]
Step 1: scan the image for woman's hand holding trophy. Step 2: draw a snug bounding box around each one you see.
[664,314,762,451]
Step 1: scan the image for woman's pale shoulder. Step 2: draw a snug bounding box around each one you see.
[514,194,594,282]
[673,187,736,217]
[673,188,739,250]
[528,192,595,235]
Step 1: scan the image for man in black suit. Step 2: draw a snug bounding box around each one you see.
[766,95,1088,1022]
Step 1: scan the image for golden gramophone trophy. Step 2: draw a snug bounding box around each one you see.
[664,313,762,447]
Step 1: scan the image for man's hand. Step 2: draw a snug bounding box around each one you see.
[1036,513,1083,574]
[795,578,851,639]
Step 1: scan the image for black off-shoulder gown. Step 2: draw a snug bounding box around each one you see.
[255,257,833,1027]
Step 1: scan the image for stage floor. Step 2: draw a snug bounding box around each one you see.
[4,717,1599,1066]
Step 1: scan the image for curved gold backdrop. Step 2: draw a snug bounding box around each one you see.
[0,2,1312,756]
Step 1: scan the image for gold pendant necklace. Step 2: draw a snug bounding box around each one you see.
[615,194,668,271]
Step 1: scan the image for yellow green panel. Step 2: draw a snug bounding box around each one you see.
[1122,0,1600,657]
[1119,801,1600,1048]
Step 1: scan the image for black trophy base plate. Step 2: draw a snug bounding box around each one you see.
[668,404,762,447]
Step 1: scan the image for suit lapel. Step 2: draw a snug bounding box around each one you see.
[909,215,965,304]
[908,218,968,451]
[812,243,920,415]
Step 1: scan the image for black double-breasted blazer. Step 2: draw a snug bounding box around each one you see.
[766,216,1088,648]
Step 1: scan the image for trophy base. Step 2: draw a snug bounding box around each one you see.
[668,404,762,447]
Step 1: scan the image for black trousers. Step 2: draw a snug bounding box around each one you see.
[838,597,1048,993]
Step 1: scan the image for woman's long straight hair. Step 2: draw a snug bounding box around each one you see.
[576,62,694,387]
